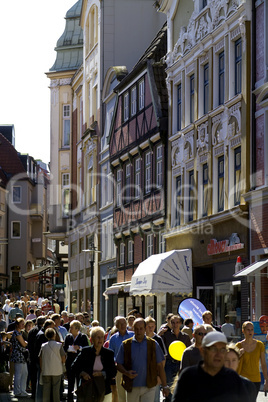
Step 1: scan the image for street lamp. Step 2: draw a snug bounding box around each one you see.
[83,243,101,321]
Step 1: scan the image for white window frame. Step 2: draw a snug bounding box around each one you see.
[12,186,21,203]
[145,152,151,194]
[147,233,153,258]
[159,232,165,253]
[135,158,141,198]
[125,163,131,202]
[156,145,163,187]
[124,92,129,122]
[128,240,133,264]
[120,242,125,266]
[63,104,71,147]
[11,221,21,239]
[117,169,122,206]
[139,79,145,110]
[131,87,137,116]
[62,173,70,217]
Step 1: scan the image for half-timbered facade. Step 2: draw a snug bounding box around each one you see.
[108,24,168,318]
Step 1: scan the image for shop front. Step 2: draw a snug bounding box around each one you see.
[165,217,249,332]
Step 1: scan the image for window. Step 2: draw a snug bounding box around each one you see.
[203,0,207,7]
[219,52,225,105]
[71,242,77,257]
[125,163,131,202]
[63,105,71,146]
[13,186,21,203]
[79,238,84,253]
[147,234,153,258]
[11,221,21,239]
[190,74,195,123]
[62,173,70,217]
[128,240,133,264]
[159,232,165,253]
[203,163,208,217]
[235,39,242,95]
[145,152,151,193]
[117,169,122,206]
[218,155,224,211]
[234,147,241,205]
[131,87,137,116]
[139,79,145,110]
[204,64,209,114]
[124,93,129,122]
[135,158,141,198]
[177,84,182,131]
[156,145,163,187]
[120,243,125,266]
[188,170,194,222]
[175,175,182,226]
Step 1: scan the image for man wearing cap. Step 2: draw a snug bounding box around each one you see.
[171,332,255,402]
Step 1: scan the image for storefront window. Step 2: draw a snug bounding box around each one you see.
[215,281,241,340]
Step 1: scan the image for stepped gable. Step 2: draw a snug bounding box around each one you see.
[0,132,25,186]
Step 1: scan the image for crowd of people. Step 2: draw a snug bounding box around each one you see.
[0,291,267,402]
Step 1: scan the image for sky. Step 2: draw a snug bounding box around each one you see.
[0,0,77,166]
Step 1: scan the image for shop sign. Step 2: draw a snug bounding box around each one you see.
[207,233,244,256]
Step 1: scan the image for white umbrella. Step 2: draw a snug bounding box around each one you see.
[130,249,192,296]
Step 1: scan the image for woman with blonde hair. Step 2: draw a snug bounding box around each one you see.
[236,321,268,398]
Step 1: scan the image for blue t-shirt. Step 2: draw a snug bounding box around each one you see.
[116,335,164,387]
[109,330,134,360]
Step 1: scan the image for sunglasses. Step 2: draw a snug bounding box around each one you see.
[196,332,206,336]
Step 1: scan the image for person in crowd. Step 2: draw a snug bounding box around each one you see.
[116,318,169,401]
[63,313,75,331]
[28,315,46,399]
[61,310,69,325]
[157,313,173,335]
[181,318,194,339]
[53,299,61,314]
[236,320,268,398]
[26,308,37,321]
[103,326,118,348]
[20,300,27,318]
[63,319,89,401]
[109,316,134,402]
[202,310,221,332]
[21,320,34,392]
[39,327,66,402]
[3,299,11,325]
[51,313,67,342]
[221,315,235,341]
[72,326,118,402]
[126,315,135,331]
[8,303,24,322]
[10,318,30,398]
[35,319,57,401]
[145,316,167,402]
[171,331,255,402]
[203,323,215,333]
[75,313,88,336]
[180,324,206,370]
[224,342,256,399]
[83,312,91,336]
[161,315,191,401]
[0,311,7,332]
[7,313,23,332]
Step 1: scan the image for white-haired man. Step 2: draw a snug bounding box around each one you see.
[109,316,134,402]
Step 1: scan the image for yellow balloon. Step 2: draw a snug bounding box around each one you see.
[168,341,186,361]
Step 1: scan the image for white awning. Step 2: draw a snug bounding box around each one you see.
[234,259,268,278]
[129,249,192,296]
[103,281,131,300]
